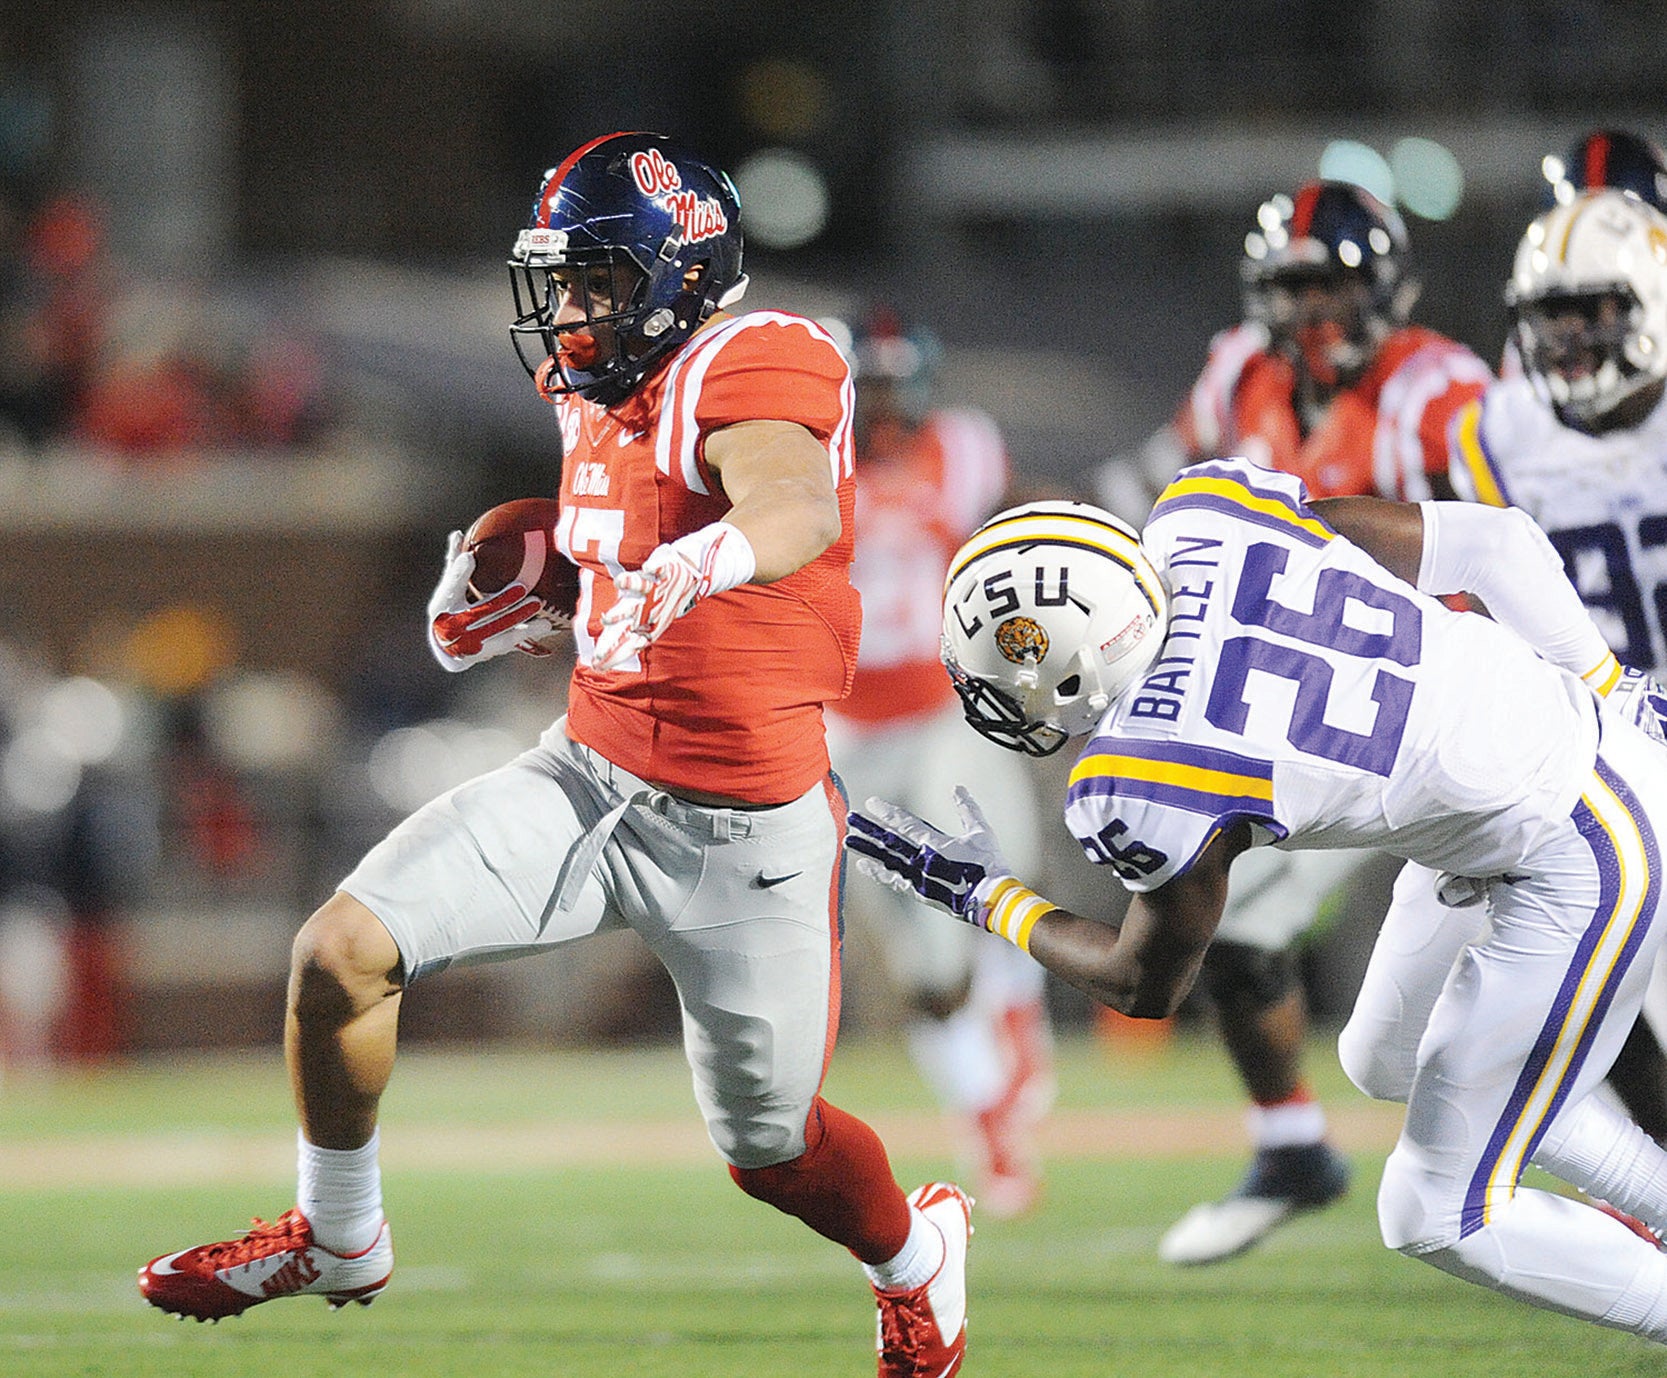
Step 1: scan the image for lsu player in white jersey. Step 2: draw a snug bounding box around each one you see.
[1094,181,1493,1265]
[848,460,1667,1346]
[825,311,1055,1219]
[1444,187,1667,1147]
[1452,188,1667,684]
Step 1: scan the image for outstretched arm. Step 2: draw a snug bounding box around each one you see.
[847,788,1250,1019]
[1315,496,1621,687]
[1316,495,1666,738]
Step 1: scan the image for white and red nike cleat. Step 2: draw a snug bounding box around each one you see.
[139,1209,392,1321]
[874,1182,973,1377]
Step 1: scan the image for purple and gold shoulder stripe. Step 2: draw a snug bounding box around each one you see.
[1449,398,1511,508]
[1067,736,1280,824]
[1149,459,1333,549]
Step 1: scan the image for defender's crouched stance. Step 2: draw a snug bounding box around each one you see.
[850,467,1667,1346]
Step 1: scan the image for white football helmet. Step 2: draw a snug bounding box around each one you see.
[940,501,1169,757]
[1506,188,1667,430]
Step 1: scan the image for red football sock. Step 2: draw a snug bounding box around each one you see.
[729,1097,912,1264]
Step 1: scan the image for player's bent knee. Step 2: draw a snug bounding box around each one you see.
[1336,1014,1412,1102]
[1376,1148,1458,1255]
[290,893,404,1013]
[727,1141,821,1207]
[707,1112,807,1172]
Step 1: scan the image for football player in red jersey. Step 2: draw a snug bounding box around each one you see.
[1091,180,1495,1266]
[137,133,971,1377]
[826,309,1056,1220]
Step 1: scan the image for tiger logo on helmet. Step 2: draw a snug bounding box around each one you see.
[995,616,1050,665]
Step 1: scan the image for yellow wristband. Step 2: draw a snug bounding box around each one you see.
[979,877,1059,953]
[1583,651,1624,697]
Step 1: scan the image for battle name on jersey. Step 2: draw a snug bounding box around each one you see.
[1124,532,1224,725]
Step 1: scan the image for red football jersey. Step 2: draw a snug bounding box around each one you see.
[837,408,1009,726]
[553,311,861,804]
[1174,322,1493,498]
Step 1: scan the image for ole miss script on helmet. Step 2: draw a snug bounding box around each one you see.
[463,498,581,627]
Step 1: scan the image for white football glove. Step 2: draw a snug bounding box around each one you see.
[592,522,756,673]
[1604,665,1667,746]
[845,786,1014,924]
[593,544,705,673]
[427,530,562,672]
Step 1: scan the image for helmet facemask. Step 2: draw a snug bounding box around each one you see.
[1252,267,1388,392]
[511,244,725,407]
[1511,286,1649,431]
[1506,190,1667,434]
[942,656,1071,757]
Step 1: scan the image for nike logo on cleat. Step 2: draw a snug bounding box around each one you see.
[754,871,801,889]
[261,1251,322,1297]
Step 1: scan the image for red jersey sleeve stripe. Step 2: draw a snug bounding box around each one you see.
[657,313,854,494]
[660,317,755,494]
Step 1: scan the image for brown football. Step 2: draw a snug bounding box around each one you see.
[462,497,580,623]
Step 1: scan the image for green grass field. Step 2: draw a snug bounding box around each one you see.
[2,1029,1660,1377]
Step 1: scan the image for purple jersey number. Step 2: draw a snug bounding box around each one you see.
[1205,541,1422,777]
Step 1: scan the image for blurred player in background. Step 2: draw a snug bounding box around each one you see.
[1092,180,1493,1264]
[1496,126,1667,379]
[1438,186,1667,1150]
[850,473,1667,1347]
[1542,127,1667,213]
[137,132,972,1378]
[1366,139,1667,1173]
[826,309,1055,1219]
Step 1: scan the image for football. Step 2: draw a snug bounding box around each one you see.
[462,497,581,625]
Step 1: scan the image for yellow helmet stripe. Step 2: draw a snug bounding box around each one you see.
[1554,196,1597,264]
[948,510,1163,617]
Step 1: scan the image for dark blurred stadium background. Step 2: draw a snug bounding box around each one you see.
[0,1,1660,1069]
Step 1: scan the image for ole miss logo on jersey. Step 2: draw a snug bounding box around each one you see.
[628,148,729,243]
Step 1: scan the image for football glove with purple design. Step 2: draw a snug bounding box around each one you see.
[846,786,1013,921]
[1605,666,1667,746]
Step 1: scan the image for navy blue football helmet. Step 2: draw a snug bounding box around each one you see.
[1241,180,1419,387]
[1543,129,1667,211]
[509,132,747,405]
[846,307,942,431]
